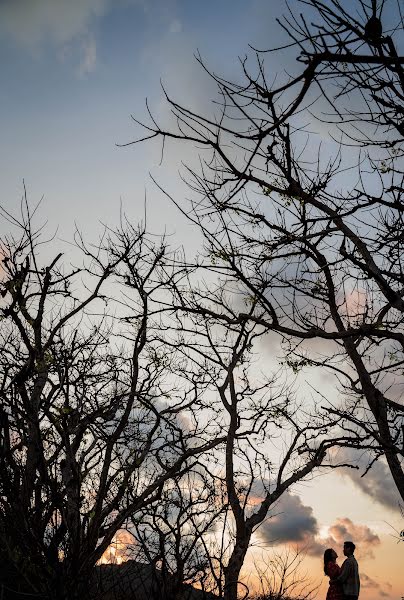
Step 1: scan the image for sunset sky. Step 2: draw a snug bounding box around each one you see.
[0,1,402,598]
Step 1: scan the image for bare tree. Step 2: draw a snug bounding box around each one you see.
[0,199,225,600]
[158,282,341,600]
[252,547,320,600]
[127,0,404,504]
[132,468,223,600]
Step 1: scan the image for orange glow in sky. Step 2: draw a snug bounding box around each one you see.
[98,530,135,566]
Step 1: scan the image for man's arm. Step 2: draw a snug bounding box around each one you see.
[336,560,351,583]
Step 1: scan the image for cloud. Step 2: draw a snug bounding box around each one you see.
[324,517,380,559]
[78,36,97,76]
[361,572,392,598]
[258,493,381,561]
[0,0,109,47]
[169,19,182,34]
[361,573,380,588]
[0,0,111,76]
[259,492,321,551]
[335,448,401,513]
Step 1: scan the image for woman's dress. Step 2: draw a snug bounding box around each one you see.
[325,561,343,600]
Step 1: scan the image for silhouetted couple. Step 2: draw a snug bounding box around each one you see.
[324,541,360,600]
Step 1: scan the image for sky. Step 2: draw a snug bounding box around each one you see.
[0,1,403,599]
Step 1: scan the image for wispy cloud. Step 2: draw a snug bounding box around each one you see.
[169,19,182,33]
[361,572,392,598]
[335,448,401,513]
[0,0,109,47]
[0,0,108,76]
[78,36,97,77]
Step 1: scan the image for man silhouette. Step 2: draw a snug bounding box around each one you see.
[336,540,360,600]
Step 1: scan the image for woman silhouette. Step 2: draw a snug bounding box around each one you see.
[324,548,343,600]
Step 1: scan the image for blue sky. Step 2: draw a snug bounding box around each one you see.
[0,1,403,597]
[0,0,288,240]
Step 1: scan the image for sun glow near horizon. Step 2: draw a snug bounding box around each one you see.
[98,530,135,566]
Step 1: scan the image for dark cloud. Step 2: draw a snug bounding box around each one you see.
[259,492,319,548]
[257,493,381,560]
[334,448,401,513]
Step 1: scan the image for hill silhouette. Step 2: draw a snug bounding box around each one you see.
[93,560,217,600]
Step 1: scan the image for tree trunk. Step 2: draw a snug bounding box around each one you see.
[344,338,404,503]
[223,534,251,600]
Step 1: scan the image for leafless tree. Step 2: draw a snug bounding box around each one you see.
[131,468,223,600]
[0,198,225,600]
[126,0,404,505]
[252,547,320,600]
[157,282,343,600]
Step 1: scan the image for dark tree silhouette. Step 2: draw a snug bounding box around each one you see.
[252,547,320,600]
[157,279,343,600]
[132,469,223,600]
[127,0,404,507]
[0,199,225,600]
